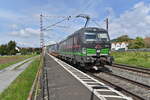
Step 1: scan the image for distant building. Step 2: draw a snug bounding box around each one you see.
[111,42,128,51]
[15,47,20,52]
[144,37,150,48]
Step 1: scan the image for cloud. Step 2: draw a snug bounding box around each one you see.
[108,2,150,39]
[45,40,56,46]
[0,10,22,20]
[17,41,39,47]
[2,0,150,47]
[10,28,40,38]
[9,24,19,30]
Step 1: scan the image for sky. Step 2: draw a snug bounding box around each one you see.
[0,0,150,47]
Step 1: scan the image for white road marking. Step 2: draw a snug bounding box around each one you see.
[48,54,133,100]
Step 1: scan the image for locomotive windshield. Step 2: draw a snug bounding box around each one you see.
[85,33,96,41]
[84,32,109,42]
[97,33,109,41]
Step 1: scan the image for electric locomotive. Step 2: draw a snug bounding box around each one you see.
[58,27,113,70]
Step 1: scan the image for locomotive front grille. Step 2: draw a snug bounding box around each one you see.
[85,48,109,56]
[86,48,96,56]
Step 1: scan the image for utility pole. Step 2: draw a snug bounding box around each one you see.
[40,14,71,55]
[40,13,44,54]
[106,18,109,32]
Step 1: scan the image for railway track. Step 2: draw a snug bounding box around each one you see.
[70,62,150,100]
[105,63,150,88]
[88,71,150,100]
[112,63,150,75]
[86,64,150,100]
[107,72,150,89]
[88,72,145,100]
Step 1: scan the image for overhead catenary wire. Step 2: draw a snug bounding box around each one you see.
[42,16,71,31]
[40,12,109,48]
[71,0,93,16]
[91,19,101,27]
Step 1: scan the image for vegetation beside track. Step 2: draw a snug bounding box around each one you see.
[111,52,150,68]
[0,57,40,100]
[0,55,36,70]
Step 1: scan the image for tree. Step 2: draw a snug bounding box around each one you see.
[111,35,132,42]
[7,41,17,55]
[34,48,41,54]
[0,40,41,55]
[128,37,145,49]
[20,48,28,55]
[0,44,7,55]
[20,47,41,55]
[117,35,132,42]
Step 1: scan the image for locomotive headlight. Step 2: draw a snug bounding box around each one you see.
[109,51,111,54]
[82,48,86,54]
[97,50,100,53]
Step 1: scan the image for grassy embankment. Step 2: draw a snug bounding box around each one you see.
[111,52,150,68]
[0,55,36,70]
[0,57,41,100]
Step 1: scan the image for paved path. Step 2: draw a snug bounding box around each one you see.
[0,57,35,93]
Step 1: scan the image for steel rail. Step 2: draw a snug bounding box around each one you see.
[106,72,150,89]
[112,64,150,75]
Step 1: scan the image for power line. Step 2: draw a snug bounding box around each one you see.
[42,16,71,31]
[91,19,101,27]
[40,13,108,49]
[72,0,93,16]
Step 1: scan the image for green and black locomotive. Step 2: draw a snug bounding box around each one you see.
[48,27,113,70]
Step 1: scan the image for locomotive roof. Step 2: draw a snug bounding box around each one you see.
[69,27,107,37]
[59,27,107,43]
[79,27,107,32]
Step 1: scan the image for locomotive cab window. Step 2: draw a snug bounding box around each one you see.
[84,32,109,42]
[97,33,109,41]
[84,32,96,41]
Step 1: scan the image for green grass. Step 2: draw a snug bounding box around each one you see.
[0,57,41,100]
[0,55,37,70]
[111,52,150,68]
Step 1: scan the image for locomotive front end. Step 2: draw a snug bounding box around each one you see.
[82,27,113,69]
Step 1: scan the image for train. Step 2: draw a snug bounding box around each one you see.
[48,27,114,70]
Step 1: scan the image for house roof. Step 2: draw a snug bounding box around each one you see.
[144,37,150,41]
